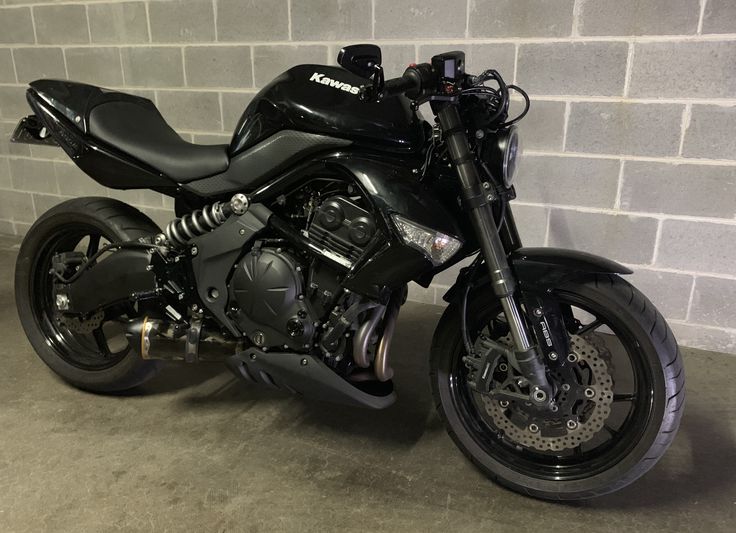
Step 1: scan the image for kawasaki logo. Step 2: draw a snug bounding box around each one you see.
[309,72,360,95]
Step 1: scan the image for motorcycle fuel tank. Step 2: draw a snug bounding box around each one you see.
[230,65,425,156]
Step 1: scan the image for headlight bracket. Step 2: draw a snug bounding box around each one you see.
[481,126,521,189]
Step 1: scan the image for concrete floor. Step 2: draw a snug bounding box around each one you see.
[0,236,734,533]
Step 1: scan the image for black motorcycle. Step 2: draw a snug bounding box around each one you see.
[11,45,683,500]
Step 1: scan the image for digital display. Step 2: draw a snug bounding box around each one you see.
[444,60,455,79]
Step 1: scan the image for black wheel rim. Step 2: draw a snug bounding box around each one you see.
[29,223,130,371]
[448,290,656,481]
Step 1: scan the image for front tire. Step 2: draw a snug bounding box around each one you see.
[430,274,684,500]
[15,197,164,393]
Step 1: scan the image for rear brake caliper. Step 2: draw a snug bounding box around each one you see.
[50,250,86,311]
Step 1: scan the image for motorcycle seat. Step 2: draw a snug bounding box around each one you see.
[29,79,230,183]
[88,98,229,183]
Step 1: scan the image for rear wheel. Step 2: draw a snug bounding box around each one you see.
[15,197,164,392]
[430,274,684,499]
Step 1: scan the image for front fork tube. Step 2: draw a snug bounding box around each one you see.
[437,105,551,399]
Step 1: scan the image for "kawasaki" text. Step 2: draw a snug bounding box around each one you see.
[309,72,360,95]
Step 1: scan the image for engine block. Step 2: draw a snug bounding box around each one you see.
[229,247,316,351]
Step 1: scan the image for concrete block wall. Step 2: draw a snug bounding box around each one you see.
[1,0,735,353]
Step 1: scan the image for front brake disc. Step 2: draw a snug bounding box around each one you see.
[482,334,614,452]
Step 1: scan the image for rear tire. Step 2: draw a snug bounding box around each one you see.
[15,197,164,392]
[430,274,685,500]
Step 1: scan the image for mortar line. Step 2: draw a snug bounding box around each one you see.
[571,0,582,37]
[84,4,91,44]
[118,47,126,85]
[287,0,292,41]
[622,42,634,97]
[525,150,736,167]
[560,101,571,151]
[613,159,625,210]
[29,193,37,221]
[3,0,158,5]
[512,200,736,226]
[61,48,69,79]
[3,34,736,48]
[543,207,552,246]
[472,94,733,106]
[650,219,664,266]
[697,0,707,34]
[218,91,224,132]
[685,276,697,322]
[0,82,264,93]
[10,49,19,84]
[668,319,736,335]
[609,264,736,282]
[465,0,471,39]
[145,1,152,43]
[512,43,519,84]
[29,6,38,44]
[371,0,375,40]
[212,0,218,42]
[677,103,692,156]
[181,47,187,86]
[250,45,256,89]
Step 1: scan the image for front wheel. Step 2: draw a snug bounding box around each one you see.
[430,274,684,500]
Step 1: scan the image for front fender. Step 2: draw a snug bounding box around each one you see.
[443,247,632,303]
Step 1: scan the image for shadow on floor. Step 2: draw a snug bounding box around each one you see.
[132,350,736,511]
[164,362,437,449]
[588,403,736,509]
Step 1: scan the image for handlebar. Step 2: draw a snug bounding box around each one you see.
[360,63,434,102]
[381,72,421,98]
[353,49,526,130]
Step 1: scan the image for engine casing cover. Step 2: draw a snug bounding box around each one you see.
[229,247,315,351]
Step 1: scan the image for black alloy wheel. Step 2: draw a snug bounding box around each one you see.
[430,274,684,499]
[15,197,163,392]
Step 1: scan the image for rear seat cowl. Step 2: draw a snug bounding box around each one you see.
[28,79,230,183]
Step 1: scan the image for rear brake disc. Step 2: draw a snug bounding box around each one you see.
[59,309,104,334]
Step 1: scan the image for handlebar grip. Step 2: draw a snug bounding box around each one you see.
[359,63,433,102]
[382,74,419,98]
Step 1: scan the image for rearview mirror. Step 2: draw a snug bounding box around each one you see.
[337,44,382,79]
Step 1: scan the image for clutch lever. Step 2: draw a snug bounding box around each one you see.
[359,64,385,102]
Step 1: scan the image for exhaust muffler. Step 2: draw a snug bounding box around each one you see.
[126,317,235,362]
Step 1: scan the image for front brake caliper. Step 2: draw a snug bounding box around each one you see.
[463,335,515,394]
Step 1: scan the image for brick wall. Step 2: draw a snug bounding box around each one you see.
[1,0,735,353]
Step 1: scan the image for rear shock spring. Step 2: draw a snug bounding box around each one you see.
[164,194,249,247]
